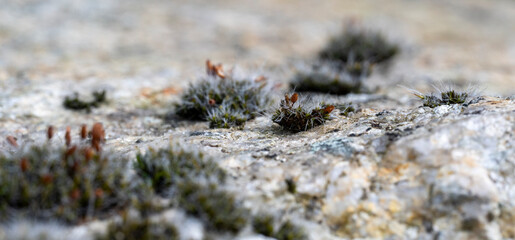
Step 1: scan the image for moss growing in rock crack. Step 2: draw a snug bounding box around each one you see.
[177,181,248,233]
[291,61,372,95]
[0,124,132,223]
[319,27,399,65]
[175,60,272,128]
[134,145,226,195]
[272,93,334,132]
[63,90,107,112]
[96,214,178,240]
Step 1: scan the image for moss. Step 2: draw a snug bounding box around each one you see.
[134,145,226,195]
[177,182,248,233]
[252,216,307,240]
[252,214,275,237]
[413,90,470,108]
[319,27,399,65]
[0,124,132,224]
[272,93,334,132]
[63,90,107,112]
[175,60,272,128]
[334,102,356,116]
[285,178,296,194]
[96,214,178,240]
[206,104,248,129]
[275,220,308,240]
[291,61,371,95]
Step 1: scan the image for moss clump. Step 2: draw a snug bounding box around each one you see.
[275,220,308,240]
[206,105,248,129]
[63,90,107,112]
[414,90,469,108]
[97,215,178,240]
[285,178,296,194]
[134,145,249,234]
[252,215,307,240]
[291,26,398,95]
[134,145,226,195]
[319,27,399,65]
[177,182,248,233]
[272,93,334,132]
[252,214,275,237]
[291,61,371,95]
[175,60,272,128]
[0,124,131,223]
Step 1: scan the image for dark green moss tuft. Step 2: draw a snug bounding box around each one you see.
[272,93,334,132]
[134,145,226,195]
[414,90,469,108]
[291,61,371,95]
[177,182,248,233]
[175,60,272,128]
[252,214,275,237]
[207,105,248,129]
[0,124,132,224]
[63,90,107,112]
[96,214,178,240]
[285,178,297,194]
[319,27,399,65]
[275,220,308,240]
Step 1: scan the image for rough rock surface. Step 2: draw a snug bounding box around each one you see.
[1,0,515,239]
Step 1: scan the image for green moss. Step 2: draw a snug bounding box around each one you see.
[291,61,371,95]
[252,216,307,240]
[177,182,248,233]
[207,105,248,129]
[96,215,178,240]
[175,60,272,128]
[63,90,107,112]
[0,133,131,223]
[414,90,469,108]
[272,93,334,132]
[319,28,399,65]
[252,214,275,237]
[275,220,308,240]
[285,178,296,194]
[134,145,226,195]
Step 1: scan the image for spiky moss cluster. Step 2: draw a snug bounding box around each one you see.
[63,90,107,112]
[0,124,132,224]
[177,181,248,233]
[272,93,335,132]
[319,27,399,65]
[175,60,272,128]
[134,145,226,195]
[291,61,372,95]
[252,215,307,240]
[414,90,470,108]
[291,26,398,95]
[97,214,178,240]
[206,105,248,129]
[134,144,248,233]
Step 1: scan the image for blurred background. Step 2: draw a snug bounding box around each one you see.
[0,0,514,119]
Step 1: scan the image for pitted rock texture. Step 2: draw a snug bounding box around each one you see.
[1,0,515,239]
